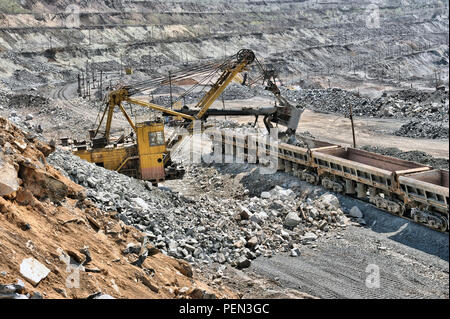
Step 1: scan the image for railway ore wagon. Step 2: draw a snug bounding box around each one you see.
[277,138,338,184]
[217,131,337,184]
[398,169,449,231]
[311,147,431,217]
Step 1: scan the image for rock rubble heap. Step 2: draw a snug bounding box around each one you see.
[394,120,448,139]
[48,150,355,269]
[1,117,232,299]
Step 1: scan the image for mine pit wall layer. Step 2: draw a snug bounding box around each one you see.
[215,131,449,232]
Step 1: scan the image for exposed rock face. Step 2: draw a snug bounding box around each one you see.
[19,258,50,286]
[19,167,69,202]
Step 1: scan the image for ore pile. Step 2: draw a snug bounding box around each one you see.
[1,70,47,90]
[151,85,186,95]
[206,119,265,135]
[292,88,449,122]
[149,95,172,107]
[149,83,258,107]
[0,93,94,140]
[394,120,448,140]
[360,146,449,170]
[48,150,356,269]
[5,94,49,110]
[240,85,448,122]
[293,88,376,117]
[4,110,44,137]
[0,96,45,138]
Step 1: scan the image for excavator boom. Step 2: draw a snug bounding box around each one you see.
[94,49,256,143]
[72,49,303,183]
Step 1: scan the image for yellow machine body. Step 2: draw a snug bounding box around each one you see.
[74,147,129,171]
[136,122,166,182]
[74,144,140,178]
[73,122,166,182]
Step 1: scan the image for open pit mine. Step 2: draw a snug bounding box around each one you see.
[0,0,448,304]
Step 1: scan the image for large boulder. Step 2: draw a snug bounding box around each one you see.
[0,160,19,196]
[19,167,68,202]
[349,206,363,218]
[319,193,340,209]
[284,211,301,227]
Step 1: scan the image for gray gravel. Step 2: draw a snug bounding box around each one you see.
[208,161,449,299]
[251,190,449,299]
[394,120,448,140]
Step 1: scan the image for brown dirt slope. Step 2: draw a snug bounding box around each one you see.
[0,116,235,299]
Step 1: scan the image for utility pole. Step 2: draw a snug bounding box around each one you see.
[87,78,91,101]
[349,104,356,148]
[120,53,123,77]
[435,70,438,88]
[81,72,85,97]
[77,74,81,97]
[100,70,103,101]
[169,71,173,109]
[92,68,95,89]
[222,94,226,121]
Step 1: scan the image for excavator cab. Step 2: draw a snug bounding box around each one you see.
[135,121,166,183]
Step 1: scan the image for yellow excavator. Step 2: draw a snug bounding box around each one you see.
[69,49,303,184]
